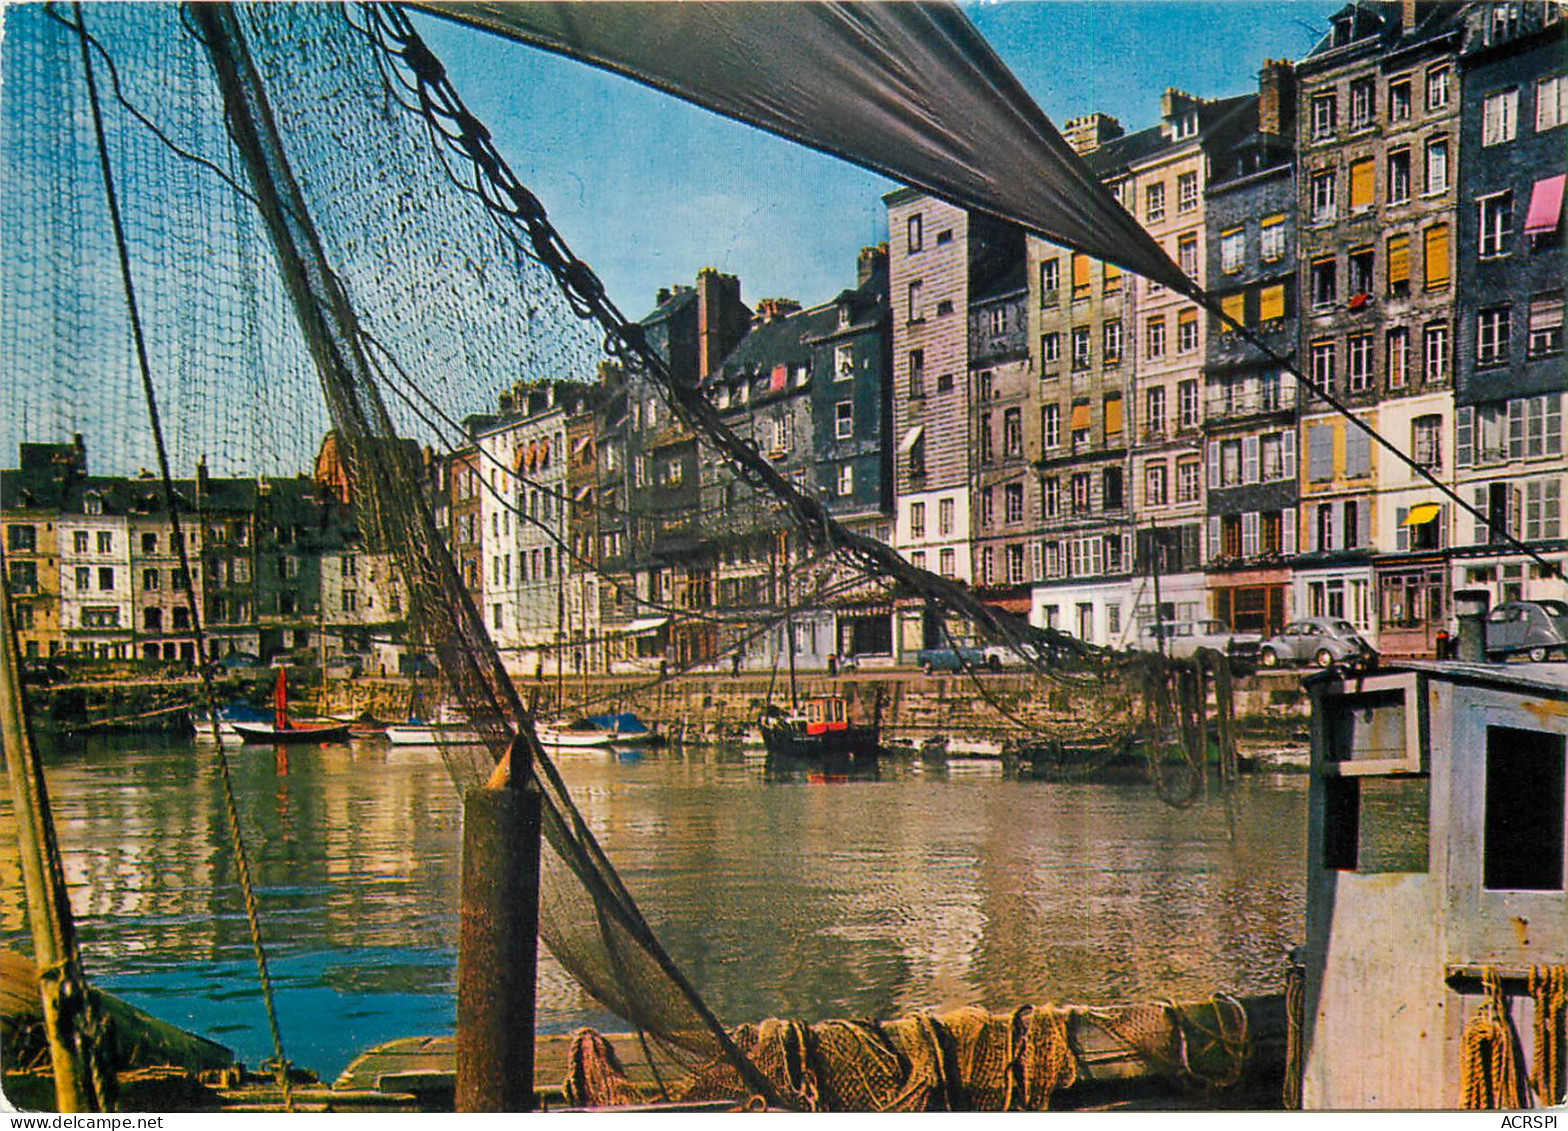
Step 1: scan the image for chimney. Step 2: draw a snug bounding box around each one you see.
[1258,59,1296,137]
[1062,113,1123,155]
[857,243,889,287]
[1402,0,1417,35]
[752,297,802,326]
[656,286,671,307]
[696,268,747,381]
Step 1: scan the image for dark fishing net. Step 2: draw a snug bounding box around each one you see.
[1,2,1224,1106]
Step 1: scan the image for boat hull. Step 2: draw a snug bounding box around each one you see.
[759,722,879,763]
[231,721,351,745]
[384,725,481,745]
[536,727,615,749]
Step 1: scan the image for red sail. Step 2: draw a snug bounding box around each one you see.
[273,667,290,731]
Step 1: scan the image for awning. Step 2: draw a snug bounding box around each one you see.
[1070,402,1090,431]
[1525,174,1566,236]
[607,616,669,636]
[897,424,925,454]
[415,2,1191,293]
[574,484,593,501]
[573,433,593,456]
[1403,502,1442,526]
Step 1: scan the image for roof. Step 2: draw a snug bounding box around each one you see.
[1090,93,1254,178]
[639,286,697,328]
[711,301,838,386]
[970,258,1027,305]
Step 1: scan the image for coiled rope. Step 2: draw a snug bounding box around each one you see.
[1458,968,1524,1110]
[1530,965,1567,1107]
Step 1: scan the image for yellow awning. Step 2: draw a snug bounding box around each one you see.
[1404,502,1442,526]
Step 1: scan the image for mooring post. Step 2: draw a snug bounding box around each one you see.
[1453,588,1490,663]
[456,736,543,1111]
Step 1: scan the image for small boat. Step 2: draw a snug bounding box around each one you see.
[385,705,480,745]
[535,720,616,749]
[347,712,389,740]
[758,695,879,764]
[192,700,273,742]
[583,712,655,745]
[232,669,351,745]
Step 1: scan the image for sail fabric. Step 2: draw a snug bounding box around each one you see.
[413,0,1192,293]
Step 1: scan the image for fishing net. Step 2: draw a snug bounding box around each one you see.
[2,2,1232,1107]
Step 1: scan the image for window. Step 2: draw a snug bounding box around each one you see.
[1259,284,1286,322]
[1005,482,1024,524]
[1177,233,1198,278]
[938,548,955,579]
[1039,259,1059,305]
[980,486,994,527]
[1260,215,1285,261]
[75,566,89,590]
[1220,228,1244,274]
[1260,432,1287,481]
[1387,149,1410,204]
[1412,414,1442,469]
[97,531,112,553]
[1423,224,1450,290]
[907,213,923,252]
[1103,320,1123,363]
[834,344,854,380]
[73,531,88,554]
[1424,137,1449,194]
[7,525,36,552]
[1387,233,1410,294]
[1102,466,1124,510]
[1349,158,1374,213]
[987,306,1008,335]
[910,501,926,539]
[1071,473,1091,513]
[835,400,853,439]
[97,566,113,590]
[907,279,923,321]
[1071,326,1091,370]
[1220,292,1246,328]
[1311,256,1337,308]
[1003,408,1022,458]
[1350,78,1374,128]
[936,299,954,317]
[1043,403,1060,449]
[1389,77,1411,122]
[1103,395,1123,440]
[1539,74,1567,131]
[1426,65,1450,111]
[1482,726,1564,891]
[1349,247,1374,297]
[1311,340,1336,389]
[1177,459,1201,502]
[1145,316,1166,359]
[1348,334,1374,392]
[1007,543,1025,585]
[979,413,994,464]
[908,349,925,398]
[1070,401,1091,448]
[142,567,159,590]
[1177,171,1198,213]
[7,561,38,593]
[1478,191,1513,257]
[1424,322,1450,382]
[1310,168,1335,221]
[1145,182,1165,222]
[910,550,926,572]
[1041,332,1061,365]
[1478,306,1511,365]
[1178,380,1199,429]
[1482,88,1519,146]
[1145,386,1166,435]
[939,497,954,537]
[1529,292,1565,356]
[1386,327,1410,389]
[1311,92,1337,139]
[1071,253,1091,300]
[1145,462,1167,506]
[1043,476,1060,517]
[1177,308,1198,353]
[140,532,157,554]
[1525,478,1562,540]
[1103,262,1122,294]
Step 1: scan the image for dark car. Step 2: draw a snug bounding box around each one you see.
[915,643,995,674]
[1485,600,1568,662]
[211,651,261,671]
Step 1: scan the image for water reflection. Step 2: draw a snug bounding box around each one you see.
[1,735,1307,1080]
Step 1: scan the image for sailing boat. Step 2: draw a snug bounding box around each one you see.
[231,667,350,745]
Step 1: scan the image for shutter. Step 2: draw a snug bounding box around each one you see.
[1221,292,1246,327]
[1308,424,1331,481]
[1029,541,1043,582]
[1424,224,1450,289]
[1243,436,1259,483]
[1509,485,1523,538]
[1283,507,1297,556]
[1549,394,1563,455]
[1456,405,1474,467]
[1350,159,1374,210]
[1208,516,1222,564]
[1357,499,1371,549]
[1103,262,1122,290]
[1387,234,1410,286]
[1547,480,1562,539]
[1104,396,1123,437]
[1283,428,1296,479]
[1473,485,1490,544]
[1324,504,1336,551]
[1259,284,1285,322]
[1208,441,1221,488]
[1242,511,1259,558]
[1509,399,1525,460]
[1396,507,1409,552]
[1346,426,1371,478]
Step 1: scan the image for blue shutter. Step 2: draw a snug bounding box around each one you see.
[1455,406,1474,467]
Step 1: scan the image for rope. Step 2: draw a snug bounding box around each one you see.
[1530,965,1567,1107]
[1458,968,1525,1109]
[1282,960,1305,1110]
[73,4,292,1108]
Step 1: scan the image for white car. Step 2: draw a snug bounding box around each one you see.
[1134,619,1263,661]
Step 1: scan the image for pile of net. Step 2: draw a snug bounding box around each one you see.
[562,997,1257,1111]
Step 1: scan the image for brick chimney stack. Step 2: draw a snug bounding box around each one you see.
[752,297,802,325]
[696,268,748,381]
[1062,112,1123,155]
[1258,59,1296,137]
[857,243,888,287]
[1402,0,1417,35]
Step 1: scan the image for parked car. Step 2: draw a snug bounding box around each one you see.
[916,643,994,674]
[210,651,261,672]
[1133,619,1263,661]
[1485,600,1568,662]
[1258,618,1375,669]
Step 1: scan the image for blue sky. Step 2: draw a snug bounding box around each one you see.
[413,1,1342,319]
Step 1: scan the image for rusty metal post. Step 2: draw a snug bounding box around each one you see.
[456,741,543,1111]
[1454,588,1490,663]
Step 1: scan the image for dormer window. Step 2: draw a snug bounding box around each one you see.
[1171,111,1198,140]
[85,492,103,516]
[837,303,851,329]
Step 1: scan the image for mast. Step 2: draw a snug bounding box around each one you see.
[779,529,796,707]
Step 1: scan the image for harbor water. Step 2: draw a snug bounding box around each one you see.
[2,735,1307,1081]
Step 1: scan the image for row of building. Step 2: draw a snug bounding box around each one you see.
[4,1,1565,676]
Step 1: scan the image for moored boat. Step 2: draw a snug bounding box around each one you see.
[232,669,350,745]
[191,700,273,742]
[758,695,879,764]
[535,720,616,749]
[384,705,480,745]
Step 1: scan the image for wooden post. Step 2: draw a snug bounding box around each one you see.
[456,739,543,1111]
